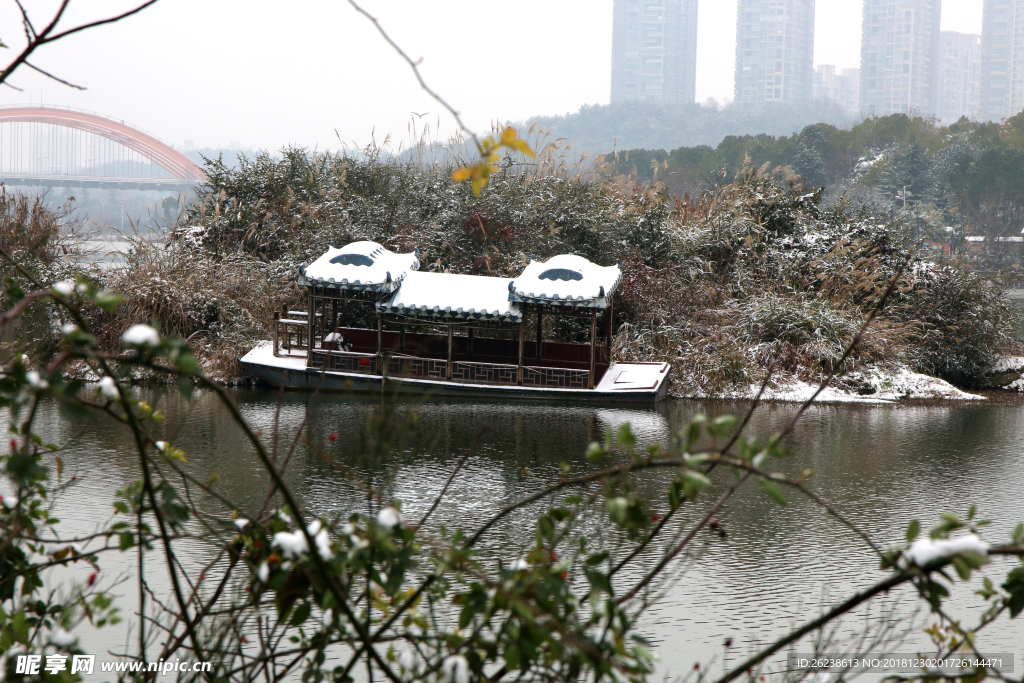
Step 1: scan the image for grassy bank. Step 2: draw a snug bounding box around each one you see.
[36,140,1022,395]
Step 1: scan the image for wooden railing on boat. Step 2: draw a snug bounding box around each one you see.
[276,297,610,389]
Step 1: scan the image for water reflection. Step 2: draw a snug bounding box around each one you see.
[13,389,1024,679]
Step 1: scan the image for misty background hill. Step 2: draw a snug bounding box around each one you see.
[521,100,856,155]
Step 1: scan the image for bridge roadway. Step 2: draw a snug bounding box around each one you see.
[0,173,198,192]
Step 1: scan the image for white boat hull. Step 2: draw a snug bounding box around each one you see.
[240,342,670,403]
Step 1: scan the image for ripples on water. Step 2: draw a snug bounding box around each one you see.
[9,389,1024,679]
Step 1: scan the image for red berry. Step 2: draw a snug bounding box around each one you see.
[359,357,370,366]
[329,433,337,442]
[9,439,16,450]
[760,678,765,682]
[245,586,252,593]
[71,475,77,481]
[560,571,568,579]
[549,552,557,561]
[652,513,661,522]
[694,664,700,670]
[242,636,249,644]
[87,572,97,586]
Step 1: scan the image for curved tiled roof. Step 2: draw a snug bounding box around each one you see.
[298,241,419,292]
[509,254,621,308]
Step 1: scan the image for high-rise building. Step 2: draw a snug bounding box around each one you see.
[939,32,982,123]
[610,0,699,104]
[980,0,1024,121]
[813,65,861,114]
[859,0,942,117]
[734,0,816,106]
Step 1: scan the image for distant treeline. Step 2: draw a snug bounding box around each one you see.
[606,112,1024,258]
[524,100,854,154]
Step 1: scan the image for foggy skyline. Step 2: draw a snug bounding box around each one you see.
[0,0,987,152]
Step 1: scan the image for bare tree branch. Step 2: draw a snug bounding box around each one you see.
[24,60,86,90]
[345,0,480,148]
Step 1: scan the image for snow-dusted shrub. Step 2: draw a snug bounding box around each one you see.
[741,295,857,370]
[85,146,1020,391]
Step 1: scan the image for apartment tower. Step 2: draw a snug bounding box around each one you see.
[980,0,1024,120]
[813,65,862,114]
[734,0,816,106]
[939,32,982,123]
[611,0,699,103]
[859,0,942,117]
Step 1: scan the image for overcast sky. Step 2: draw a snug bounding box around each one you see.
[0,0,985,152]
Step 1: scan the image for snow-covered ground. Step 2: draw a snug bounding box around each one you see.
[682,366,985,403]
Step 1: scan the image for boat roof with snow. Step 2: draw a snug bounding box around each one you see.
[298,241,419,293]
[377,271,522,323]
[509,254,622,309]
[298,245,622,316]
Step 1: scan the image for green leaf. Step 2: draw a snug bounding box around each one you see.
[290,601,311,626]
[1012,523,1024,546]
[113,502,129,514]
[709,414,736,437]
[504,643,521,671]
[585,552,609,566]
[617,423,636,448]
[907,520,920,543]
[584,568,612,595]
[759,477,787,506]
[952,555,971,581]
[680,415,704,450]
[682,470,710,501]
[1003,567,1024,617]
[119,531,135,551]
[585,441,604,462]
[12,611,27,644]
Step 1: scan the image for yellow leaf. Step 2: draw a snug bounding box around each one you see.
[500,127,517,145]
[452,167,473,182]
[509,140,536,157]
[471,178,483,196]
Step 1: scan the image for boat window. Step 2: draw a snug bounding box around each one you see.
[538,268,583,281]
[330,253,374,267]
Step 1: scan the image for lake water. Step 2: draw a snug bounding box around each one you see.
[11,388,1024,680]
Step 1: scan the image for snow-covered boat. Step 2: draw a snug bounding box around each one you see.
[240,241,670,402]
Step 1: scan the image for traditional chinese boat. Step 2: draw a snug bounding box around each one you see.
[240,241,670,402]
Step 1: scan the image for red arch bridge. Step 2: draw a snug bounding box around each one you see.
[0,105,206,191]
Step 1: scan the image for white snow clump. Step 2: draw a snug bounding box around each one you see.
[510,558,529,571]
[122,324,161,348]
[61,323,79,335]
[377,506,403,530]
[49,628,76,647]
[906,533,989,566]
[272,530,308,559]
[52,280,75,297]
[307,519,334,559]
[25,371,48,390]
[441,655,469,683]
[272,521,333,560]
[234,518,250,530]
[98,376,119,400]
[399,650,420,673]
[258,561,270,583]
